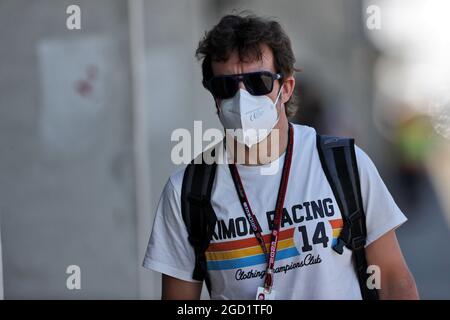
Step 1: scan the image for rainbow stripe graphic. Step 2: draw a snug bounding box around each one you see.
[206,218,344,271]
[328,218,343,247]
[206,227,300,270]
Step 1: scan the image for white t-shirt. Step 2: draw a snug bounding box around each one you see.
[143,124,407,299]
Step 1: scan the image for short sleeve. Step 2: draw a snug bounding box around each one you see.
[142,177,200,283]
[355,146,408,247]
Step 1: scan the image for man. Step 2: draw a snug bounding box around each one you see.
[143,14,418,300]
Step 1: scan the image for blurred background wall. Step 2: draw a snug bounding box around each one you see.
[0,0,137,299]
[0,0,449,299]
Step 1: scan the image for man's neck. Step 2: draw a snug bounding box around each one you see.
[227,116,289,166]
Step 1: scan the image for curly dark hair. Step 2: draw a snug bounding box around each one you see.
[195,13,298,117]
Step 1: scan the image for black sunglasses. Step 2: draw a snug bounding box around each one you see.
[203,71,283,100]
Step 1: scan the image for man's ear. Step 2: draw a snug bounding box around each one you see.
[281,75,295,105]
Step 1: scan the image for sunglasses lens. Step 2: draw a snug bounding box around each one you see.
[245,72,273,96]
[209,77,238,99]
[208,72,278,99]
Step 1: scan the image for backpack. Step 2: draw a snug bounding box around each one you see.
[180,134,379,300]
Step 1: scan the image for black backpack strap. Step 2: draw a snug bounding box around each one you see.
[316,134,379,300]
[180,152,217,294]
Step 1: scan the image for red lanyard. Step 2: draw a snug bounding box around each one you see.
[228,123,294,292]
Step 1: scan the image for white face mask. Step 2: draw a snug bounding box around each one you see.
[218,86,283,147]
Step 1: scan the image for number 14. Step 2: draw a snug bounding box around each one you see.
[298,222,329,252]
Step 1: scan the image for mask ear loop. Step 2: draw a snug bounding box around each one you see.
[271,83,284,127]
[274,83,284,106]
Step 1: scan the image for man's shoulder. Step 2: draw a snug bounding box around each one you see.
[167,166,187,197]
[298,124,375,173]
[166,139,223,196]
[291,122,317,135]
[291,123,318,151]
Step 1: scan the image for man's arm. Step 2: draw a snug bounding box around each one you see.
[162,274,203,300]
[365,229,419,299]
